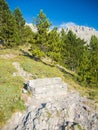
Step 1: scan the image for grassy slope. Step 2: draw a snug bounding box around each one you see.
[0,58,25,127]
[0,48,98,127]
[0,50,25,127]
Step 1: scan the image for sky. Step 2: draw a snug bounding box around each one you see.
[6,0,98,30]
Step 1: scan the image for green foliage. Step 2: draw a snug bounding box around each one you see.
[30,12,98,88]
[89,35,98,87]
[22,25,35,44]
[77,35,98,87]
[0,0,10,41]
[30,10,51,58]
[13,8,25,44]
[88,90,98,100]
[0,0,20,47]
[13,8,25,28]
[61,30,85,71]
[36,10,51,34]
[31,48,45,59]
[0,1,27,48]
[47,27,62,62]
[77,46,92,85]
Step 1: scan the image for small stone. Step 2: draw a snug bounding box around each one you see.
[22,88,27,93]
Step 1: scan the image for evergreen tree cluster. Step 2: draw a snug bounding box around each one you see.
[0,0,98,87]
[0,0,34,47]
[30,10,98,88]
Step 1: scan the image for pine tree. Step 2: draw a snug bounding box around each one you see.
[47,27,62,62]
[89,35,98,87]
[60,28,68,66]
[61,30,85,71]
[36,10,51,51]
[77,46,92,86]
[13,8,25,44]
[77,35,98,87]
[0,0,20,47]
[30,10,51,58]
[36,10,51,34]
[22,25,35,44]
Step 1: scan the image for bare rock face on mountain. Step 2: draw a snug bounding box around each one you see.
[25,23,37,32]
[61,23,98,44]
[2,78,98,130]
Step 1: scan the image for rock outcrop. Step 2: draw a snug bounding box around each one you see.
[27,77,67,98]
[2,78,98,130]
[12,62,33,81]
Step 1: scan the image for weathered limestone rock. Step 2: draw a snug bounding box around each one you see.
[12,62,33,81]
[27,77,67,99]
[2,78,98,130]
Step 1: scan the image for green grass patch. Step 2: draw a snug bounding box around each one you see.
[88,89,98,101]
[0,59,25,126]
[18,56,64,79]
[77,124,82,130]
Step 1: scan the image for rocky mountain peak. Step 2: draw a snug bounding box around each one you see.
[59,23,98,44]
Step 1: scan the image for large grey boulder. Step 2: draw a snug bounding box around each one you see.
[27,77,67,99]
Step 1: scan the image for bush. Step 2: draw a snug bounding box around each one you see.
[31,49,45,59]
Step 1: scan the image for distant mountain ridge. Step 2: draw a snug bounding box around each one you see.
[26,23,98,44]
[59,23,98,44]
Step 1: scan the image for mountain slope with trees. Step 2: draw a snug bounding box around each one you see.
[0,0,98,88]
[0,0,98,127]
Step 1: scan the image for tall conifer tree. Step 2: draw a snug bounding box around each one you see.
[0,0,20,47]
[30,10,51,58]
[13,8,25,44]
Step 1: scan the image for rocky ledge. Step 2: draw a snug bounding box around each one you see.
[2,78,98,130]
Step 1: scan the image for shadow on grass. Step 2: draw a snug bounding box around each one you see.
[20,49,40,61]
[57,65,74,78]
[20,49,55,67]
[20,49,77,80]
[41,60,55,67]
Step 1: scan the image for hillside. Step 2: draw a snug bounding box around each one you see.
[0,48,98,130]
[0,1,98,129]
